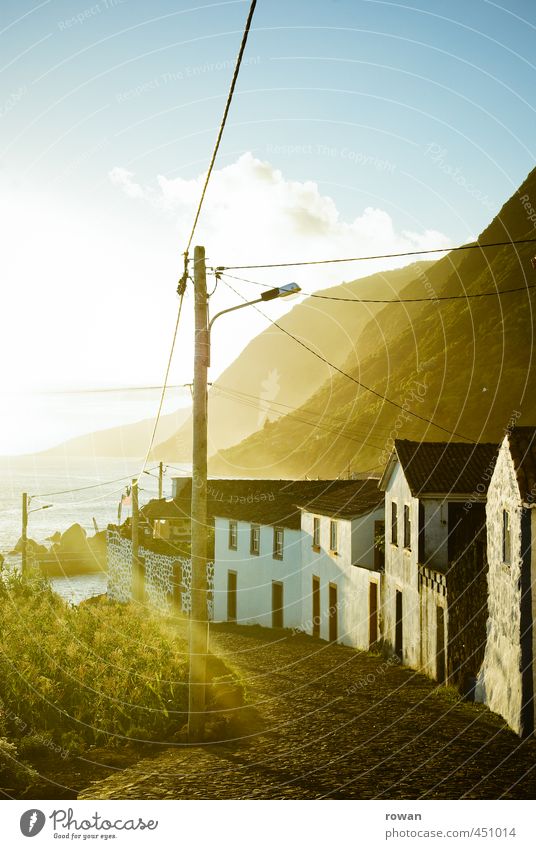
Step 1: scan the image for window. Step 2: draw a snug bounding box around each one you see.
[403,505,411,549]
[391,501,398,545]
[228,520,237,551]
[250,524,260,556]
[330,520,338,552]
[313,516,320,549]
[503,510,511,565]
[273,526,284,560]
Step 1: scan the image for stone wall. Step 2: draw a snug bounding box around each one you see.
[476,439,523,734]
[107,529,214,619]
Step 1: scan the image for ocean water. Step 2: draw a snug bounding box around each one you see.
[0,455,190,603]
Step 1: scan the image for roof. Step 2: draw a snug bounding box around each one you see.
[506,427,536,505]
[142,478,365,530]
[379,440,498,496]
[295,478,383,519]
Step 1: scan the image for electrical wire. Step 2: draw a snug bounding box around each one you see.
[212,382,395,441]
[221,277,476,443]
[217,236,536,271]
[213,384,387,451]
[185,0,257,253]
[219,271,536,303]
[31,469,158,499]
[136,291,186,485]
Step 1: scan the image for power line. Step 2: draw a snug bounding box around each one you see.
[213,382,395,440]
[32,469,158,499]
[137,290,186,484]
[220,271,536,303]
[216,236,536,271]
[185,0,257,253]
[138,1,258,483]
[213,384,387,451]
[221,278,476,443]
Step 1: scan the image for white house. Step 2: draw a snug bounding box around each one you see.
[212,478,384,639]
[477,426,536,736]
[297,480,384,648]
[379,440,497,681]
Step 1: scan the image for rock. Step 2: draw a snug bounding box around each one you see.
[58,523,90,555]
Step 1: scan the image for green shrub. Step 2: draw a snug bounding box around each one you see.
[0,573,195,747]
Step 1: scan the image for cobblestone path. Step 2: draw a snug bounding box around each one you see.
[79,624,536,799]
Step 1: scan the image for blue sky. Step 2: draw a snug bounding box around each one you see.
[1,0,535,449]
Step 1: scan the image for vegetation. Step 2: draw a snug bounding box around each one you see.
[0,571,242,791]
[212,166,536,477]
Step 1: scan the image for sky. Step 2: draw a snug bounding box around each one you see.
[1,0,535,452]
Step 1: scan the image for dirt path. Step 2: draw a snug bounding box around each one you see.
[79,624,536,799]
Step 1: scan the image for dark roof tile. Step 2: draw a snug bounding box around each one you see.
[392,440,498,496]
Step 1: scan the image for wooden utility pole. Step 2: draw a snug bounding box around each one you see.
[131,479,142,602]
[188,245,209,742]
[21,492,28,577]
[158,461,164,500]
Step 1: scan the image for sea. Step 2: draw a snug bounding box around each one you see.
[0,455,190,605]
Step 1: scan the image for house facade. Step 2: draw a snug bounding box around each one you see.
[212,478,384,640]
[379,440,497,682]
[476,427,536,737]
[298,481,384,649]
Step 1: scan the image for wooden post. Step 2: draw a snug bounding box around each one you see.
[188,245,209,742]
[158,461,164,500]
[21,492,28,577]
[131,479,142,602]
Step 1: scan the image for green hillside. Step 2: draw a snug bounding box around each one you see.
[151,261,434,461]
[210,168,536,477]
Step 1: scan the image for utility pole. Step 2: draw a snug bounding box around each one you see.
[158,461,164,500]
[131,479,142,603]
[21,492,28,577]
[188,244,209,742]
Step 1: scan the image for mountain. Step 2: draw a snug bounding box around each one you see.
[39,407,189,458]
[209,167,536,477]
[151,261,435,461]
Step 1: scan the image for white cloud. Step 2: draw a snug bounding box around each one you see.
[108,152,452,289]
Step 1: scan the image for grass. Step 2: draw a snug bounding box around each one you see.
[0,571,244,794]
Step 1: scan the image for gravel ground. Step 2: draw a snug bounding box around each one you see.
[79,624,536,800]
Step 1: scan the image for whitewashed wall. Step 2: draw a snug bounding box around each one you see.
[212,518,303,629]
[300,510,383,648]
[476,440,524,734]
[419,566,448,680]
[383,462,421,668]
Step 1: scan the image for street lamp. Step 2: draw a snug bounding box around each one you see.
[187,245,301,742]
[207,282,301,362]
[21,493,53,576]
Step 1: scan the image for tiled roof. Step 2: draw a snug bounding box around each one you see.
[507,427,536,505]
[295,478,383,519]
[142,479,361,530]
[392,440,498,496]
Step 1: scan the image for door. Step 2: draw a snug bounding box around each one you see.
[329,583,338,643]
[369,581,378,646]
[436,605,446,683]
[395,590,403,659]
[227,571,237,622]
[312,575,320,638]
[272,581,284,628]
[374,520,385,570]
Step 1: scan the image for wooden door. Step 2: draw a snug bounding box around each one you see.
[436,605,446,683]
[312,575,320,638]
[272,581,284,629]
[395,590,403,658]
[369,581,378,646]
[329,583,338,643]
[227,571,237,622]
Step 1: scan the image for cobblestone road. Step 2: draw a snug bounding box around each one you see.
[80,624,536,799]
